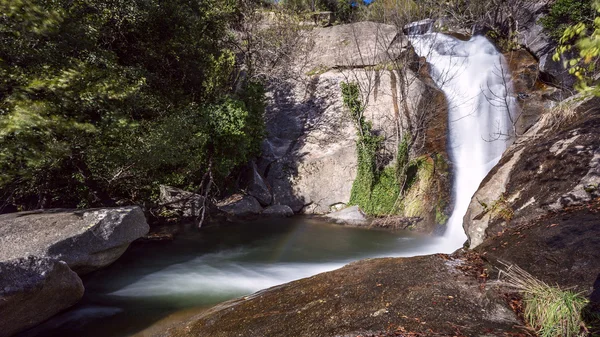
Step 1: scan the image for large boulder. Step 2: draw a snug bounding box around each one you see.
[324,205,369,226]
[307,21,408,69]
[164,253,520,337]
[464,93,600,249]
[0,206,149,275]
[217,195,263,220]
[463,93,600,294]
[262,22,450,233]
[0,256,84,337]
[261,205,294,218]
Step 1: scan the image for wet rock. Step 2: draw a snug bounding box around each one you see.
[0,256,84,337]
[0,206,149,275]
[504,49,558,135]
[159,185,206,218]
[370,216,423,231]
[140,232,175,242]
[164,254,520,337]
[261,205,294,218]
[244,162,272,206]
[217,195,263,220]
[403,18,435,35]
[325,205,369,226]
[464,92,600,250]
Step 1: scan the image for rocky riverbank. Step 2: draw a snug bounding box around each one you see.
[0,207,149,336]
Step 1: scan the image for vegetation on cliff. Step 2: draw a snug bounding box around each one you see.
[555,0,600,96]
[540,0,596,41]
[341,81,446,221]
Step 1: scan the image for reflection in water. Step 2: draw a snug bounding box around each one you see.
[23,217,440,337]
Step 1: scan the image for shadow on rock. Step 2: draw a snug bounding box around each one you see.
[583,273,600,335]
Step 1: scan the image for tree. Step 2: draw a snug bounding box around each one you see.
[0,0,265,215]
[554,0,600,96]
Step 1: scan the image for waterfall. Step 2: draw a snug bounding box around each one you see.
[409,33,516,253]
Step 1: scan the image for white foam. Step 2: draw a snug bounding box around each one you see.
[110,258,345,297]
[410,33,516,253]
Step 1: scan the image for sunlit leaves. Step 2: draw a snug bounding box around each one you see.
[554,0,600,96]
[0,0,266,209]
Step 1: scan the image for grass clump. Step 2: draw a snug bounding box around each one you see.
[499,262,590,337]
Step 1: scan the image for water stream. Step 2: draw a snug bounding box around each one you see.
[22,218,438,337]
[23,33,515,337]
[410,33,515,251]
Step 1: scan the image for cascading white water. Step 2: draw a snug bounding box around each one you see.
[410,33,516,253]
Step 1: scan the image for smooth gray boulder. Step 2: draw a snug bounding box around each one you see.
[0,256,84,337]
[307,21,408,69]
[218,195,263,219]
[0,206,149,275]
[261,205,294,218]
[325,205,369,226]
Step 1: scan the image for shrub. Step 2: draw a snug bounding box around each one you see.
[539,0,596,41]
[499,263,590,337]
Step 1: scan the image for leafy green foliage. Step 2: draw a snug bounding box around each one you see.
[341,81,383,211]
[342,82,426,217]
[0,0,265,210]
[341,82,449,222]
[554,0,600,96]
[364,166,401,216]
[395,133,411,190]
[539,0,595,41]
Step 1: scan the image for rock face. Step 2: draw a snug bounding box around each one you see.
[0,206,149,275]
[516,1,576,90]
[504,49,558,135]
[164,253,520,337]
[159,185,206,218]
[463,93,600,293]
[261,22,450,232]
[464,93,600,249]
[0,256,84,337]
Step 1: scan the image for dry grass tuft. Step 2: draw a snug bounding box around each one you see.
[498,262,589,337]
